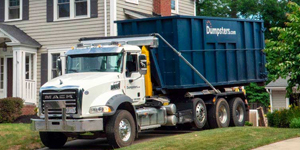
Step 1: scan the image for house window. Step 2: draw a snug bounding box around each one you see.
[58,0,70,18]
[52,53,60,78]
[171,0,178,14]
[55,0,90,21]
[0,58,3,89]
[75,0,88,16]
[5,0,23,21]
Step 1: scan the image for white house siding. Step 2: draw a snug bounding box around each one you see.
[272,90,287,111]
[117,0,153,20]
[179,0,195,16]
[5,0,110,49]
[116,0,195,21]
[4,0,111,103]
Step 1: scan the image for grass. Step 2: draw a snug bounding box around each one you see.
[1,124,300,150]
[0,124,42,150]
[121,127,300,150]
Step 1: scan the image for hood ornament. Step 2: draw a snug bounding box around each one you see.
[59,79,63,85]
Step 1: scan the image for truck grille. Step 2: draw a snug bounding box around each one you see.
[41,90,78,115]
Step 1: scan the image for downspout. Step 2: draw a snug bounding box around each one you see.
[266,89,273,112]
[104,0,107,36]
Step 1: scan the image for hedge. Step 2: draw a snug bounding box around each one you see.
[0,97,24,123]
[267,105,300,128]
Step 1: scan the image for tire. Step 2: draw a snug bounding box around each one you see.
[191,98,207,130]
[106,110,136,148]
[208,98,230,128]
[229,97,246,126]
[39,132,67,149]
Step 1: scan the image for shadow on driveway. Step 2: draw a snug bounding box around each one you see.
[39,130,194,150]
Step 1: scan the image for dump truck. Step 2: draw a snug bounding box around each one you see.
[32,16,267,148]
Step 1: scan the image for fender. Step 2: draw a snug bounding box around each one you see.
[106,94,139,137]
[106,94,134,113]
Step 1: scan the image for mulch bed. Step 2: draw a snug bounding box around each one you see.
[14,115,39,124]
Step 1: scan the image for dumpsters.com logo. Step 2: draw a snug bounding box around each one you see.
[206,21,237,36]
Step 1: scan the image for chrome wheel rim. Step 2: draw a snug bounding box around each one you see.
[119,119,131,142]
[218,105,228,124]
[196,102,206,123]
[236,105,244,122]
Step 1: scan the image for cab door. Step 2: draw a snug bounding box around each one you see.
[124,53,145,105]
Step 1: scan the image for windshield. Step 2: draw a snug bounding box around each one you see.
[67,53,123,73]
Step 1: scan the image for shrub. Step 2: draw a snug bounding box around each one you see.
[0,97,24,123]
[267,105,300,128]
[290,118,300,128]
[245,121,253,126]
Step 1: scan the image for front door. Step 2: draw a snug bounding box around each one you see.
[7,58,13,97]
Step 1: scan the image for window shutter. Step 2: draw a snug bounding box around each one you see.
[23,0,29,20]
[41,54,48,86]
[90,0,98,18]
[47,0,54,22]
[0,0,4,22]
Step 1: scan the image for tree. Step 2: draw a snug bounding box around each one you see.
[245,83,270,107]
[265,2,300,96]
[196,0,296,39]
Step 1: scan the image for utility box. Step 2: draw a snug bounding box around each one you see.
[116,16,267,90]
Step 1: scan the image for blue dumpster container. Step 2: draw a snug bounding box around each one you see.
[116,16,267,90]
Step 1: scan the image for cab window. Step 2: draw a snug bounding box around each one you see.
[126,54,138,77]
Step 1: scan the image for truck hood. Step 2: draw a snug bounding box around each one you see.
[43,72,121,89]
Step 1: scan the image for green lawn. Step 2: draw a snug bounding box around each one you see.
[122,127,300,150]
[0,124,42,150]
[1,124,300,150]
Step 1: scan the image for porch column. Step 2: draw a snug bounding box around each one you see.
[12,47,24,98]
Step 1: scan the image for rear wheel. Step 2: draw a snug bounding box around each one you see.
[229,97,246,126]
[39,132,67,149]
[191,98,207,130]
[208,98,230,128]
[106,110,136,148]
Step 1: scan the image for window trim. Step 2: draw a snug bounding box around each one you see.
[125,0,138,5]
[4,0,23,22]
[53,0,91,21]
[171,0,179,14]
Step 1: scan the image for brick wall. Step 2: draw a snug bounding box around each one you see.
[153,0,171,16]
[22,105,36,116]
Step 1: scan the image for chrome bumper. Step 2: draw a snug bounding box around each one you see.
[31,118,103,132]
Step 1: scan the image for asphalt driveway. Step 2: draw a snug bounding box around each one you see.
[39,129,193,150]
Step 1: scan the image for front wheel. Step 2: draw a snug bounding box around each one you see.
[106,110,136,148]
[39,132,67,149]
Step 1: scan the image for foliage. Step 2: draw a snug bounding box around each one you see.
[0,97,24,123]
[265,2,300,96]
[245,121,253,126]
[267,105,300,128]
[290,118,300,128]
[245,83,270,107]
[196,0,300,39]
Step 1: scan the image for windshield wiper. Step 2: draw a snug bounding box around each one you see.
[68,69,78,72]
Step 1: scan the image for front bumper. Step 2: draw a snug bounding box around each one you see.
[31,118,103,132]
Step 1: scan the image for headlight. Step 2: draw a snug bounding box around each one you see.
[89,106,112,114]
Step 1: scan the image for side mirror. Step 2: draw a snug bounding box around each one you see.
[139,54,147,75]
[56,58,62,76]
